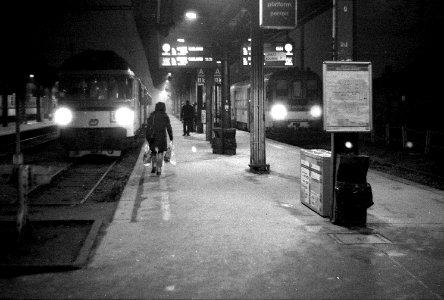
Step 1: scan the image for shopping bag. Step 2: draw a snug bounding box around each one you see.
[170,147,176,165]
[143,144,151,167]
[164,147,171,162]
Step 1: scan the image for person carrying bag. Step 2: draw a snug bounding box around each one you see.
[146,102,173,176]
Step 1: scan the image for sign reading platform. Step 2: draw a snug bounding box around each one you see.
[260,0,297,29]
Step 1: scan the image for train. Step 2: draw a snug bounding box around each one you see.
[54,50,150,157]
[231,67,323,131]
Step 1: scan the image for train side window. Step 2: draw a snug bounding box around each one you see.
[247,88,251,108]
[276,80,287,97]
[306,79,317,90]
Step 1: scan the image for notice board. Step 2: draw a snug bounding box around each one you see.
[323,61,372,132]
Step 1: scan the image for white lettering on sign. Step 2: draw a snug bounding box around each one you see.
[267,2,292,7]
[270,11,289,17]
[265,52,286,61]
[189,46,203,51]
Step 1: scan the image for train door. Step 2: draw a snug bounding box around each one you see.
[213,83,222,127]
[247,87,251,131]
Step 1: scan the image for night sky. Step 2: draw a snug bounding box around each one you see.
[1,0,443,116]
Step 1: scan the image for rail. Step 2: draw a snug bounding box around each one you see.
[368,124,444,155]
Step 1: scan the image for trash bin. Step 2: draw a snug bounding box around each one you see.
[300,149,332,217]
[331,154,373,227]
[212,128,236,155]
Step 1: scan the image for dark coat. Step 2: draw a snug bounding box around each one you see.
[147,102,173,152]
[181,103,195,120]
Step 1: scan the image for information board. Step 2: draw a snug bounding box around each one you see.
[323,61,372,132]
[159,42,217,68]
[241,42,293,67]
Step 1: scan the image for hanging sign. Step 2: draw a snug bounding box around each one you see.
[159,42,217,68]
[197,69,205,85]
[260,0,297,29]
[214,68,222,84]
[323,61,373,132]
[242,42,293,67]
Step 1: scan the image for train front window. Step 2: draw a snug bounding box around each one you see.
[292,81,302,97]
[60,75,133,101]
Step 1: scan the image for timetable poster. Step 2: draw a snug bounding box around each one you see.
[323,61,372,132]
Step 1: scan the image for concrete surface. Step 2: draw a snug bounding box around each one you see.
[0,115,443,299]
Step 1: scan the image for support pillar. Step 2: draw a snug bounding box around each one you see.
[249,14,269,173]
[205,70,214,141]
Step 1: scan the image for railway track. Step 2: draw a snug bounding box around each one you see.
[0,128,59,159]
[27,159,117,206]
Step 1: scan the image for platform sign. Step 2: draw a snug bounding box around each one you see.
[323,61,372,132]
[214,68,222,84]
[159,42,217,68]
[260,0,297,29]
[241,42,293,67]
[197,69,205,85]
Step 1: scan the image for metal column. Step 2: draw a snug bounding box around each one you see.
[249,16,269,173]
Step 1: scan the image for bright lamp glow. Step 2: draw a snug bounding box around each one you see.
[185,11,197,20]
[115,107,134,126]
[159,90,168,101]
[310,105,322,118]
[54,107,73,126]
[345,141,353,149]
[270,104,287,120]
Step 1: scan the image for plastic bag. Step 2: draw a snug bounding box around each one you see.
[143,143,151,167]
[170,146,176,165]
[164,147,171,162]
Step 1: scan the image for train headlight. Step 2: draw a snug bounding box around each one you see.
[310,105,322,118]
[54,107,73,126]
[270,104,287,120]
[115,107,134,126]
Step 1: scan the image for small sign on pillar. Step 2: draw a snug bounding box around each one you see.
[214,68,222,84]
[197,69,205,85]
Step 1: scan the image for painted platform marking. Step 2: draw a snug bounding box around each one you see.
[136,177,171,222]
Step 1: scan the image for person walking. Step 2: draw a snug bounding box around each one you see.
[146,102,173,176]
[180,100,194,136]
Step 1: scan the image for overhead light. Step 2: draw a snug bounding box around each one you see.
[177,38,185,43]
[185,11,197,20]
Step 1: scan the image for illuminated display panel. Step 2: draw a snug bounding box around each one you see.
[241,42,294,67]
[160,42,217,68]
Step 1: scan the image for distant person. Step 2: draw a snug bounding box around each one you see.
[180,100,194,136]
[146,102,173,176]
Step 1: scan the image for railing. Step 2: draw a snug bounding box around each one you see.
[367,124,444,155]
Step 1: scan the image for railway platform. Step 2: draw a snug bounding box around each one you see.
[0,119,56,137]
[0,115,443,299]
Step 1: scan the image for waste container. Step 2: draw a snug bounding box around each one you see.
[300,149,332,217]
[212,128,236,155]
[331,154,373,227]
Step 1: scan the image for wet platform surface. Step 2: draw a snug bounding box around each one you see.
[0,115,443,299]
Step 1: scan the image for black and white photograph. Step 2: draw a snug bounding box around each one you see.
[0,0,443,298]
